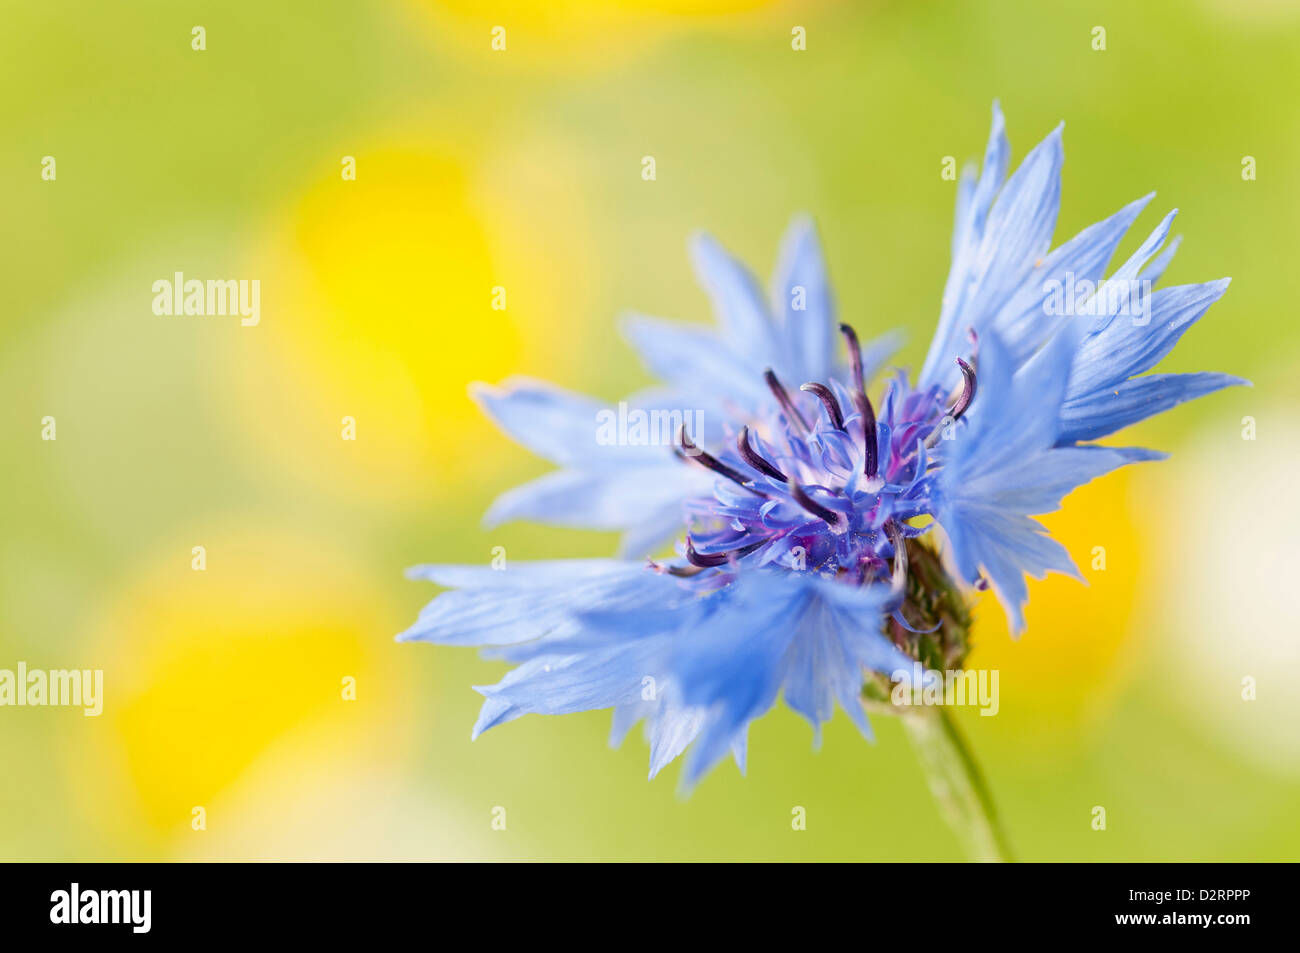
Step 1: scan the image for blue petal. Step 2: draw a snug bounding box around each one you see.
[1104,209,1178,288]
[1140,234,1182,286]
[674,586,806,786]
[689,231,781,367]
[671,574,906,786]
[473,377,716,471]
[923,101,1010,388]
[942,505,1078,635]
[472,377,625,470]
[771,216,835,383]
[730,728,749,775]
[923,108,1063,390]
[482,465,704,532]
[620,313,768,409]
[935,331,1164,633]
[782,597,890,745]
[958,445,1166,516]
[399,559,681,647]
[991,193,1155,367]
[1059,372,1249,444]
[1068,278,1232,397]
[648,705,707,779]
[963,123,1064,322]
[609,701,647,748]
[616,503,694,559]
[470,633,674,739]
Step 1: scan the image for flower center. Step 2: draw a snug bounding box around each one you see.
[660,323,979,592]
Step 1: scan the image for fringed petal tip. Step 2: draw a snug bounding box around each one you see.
[469,692,511,741]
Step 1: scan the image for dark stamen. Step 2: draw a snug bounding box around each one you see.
[840,322,866,392]
[789,483,844,528]
[676,427,765,495]
[737,426,788,482]
[764,368,810,436]
[648,558,707,578]
[685,537,768,568]
[923,357,979,449]
[949,357,977,421]
[838,323,879,478]
[799,382,846,431]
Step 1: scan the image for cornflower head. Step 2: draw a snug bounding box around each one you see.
[402,103,1246,791]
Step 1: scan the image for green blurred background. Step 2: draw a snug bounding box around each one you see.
[2,0,1298,860]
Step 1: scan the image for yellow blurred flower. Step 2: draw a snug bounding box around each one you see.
[72,530,412,848]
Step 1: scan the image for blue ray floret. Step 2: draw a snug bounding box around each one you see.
[402,103,1247,787]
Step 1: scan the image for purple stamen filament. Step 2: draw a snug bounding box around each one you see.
[838,323,879,478]
[950,357,977,420]
[764,368,811,436]
[789,483,843,528]
[923,356,978,449]
[737,426,788,482]
[648,558,707,578]
[799,382,846,432]
[676,427,765,495]
[686,537,768,568]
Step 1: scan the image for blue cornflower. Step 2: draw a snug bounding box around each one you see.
[402,103,1246,788]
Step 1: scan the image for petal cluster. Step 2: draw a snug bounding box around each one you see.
[404,103,1245,785]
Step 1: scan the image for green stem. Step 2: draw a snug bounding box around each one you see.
[901,705,1013,862]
